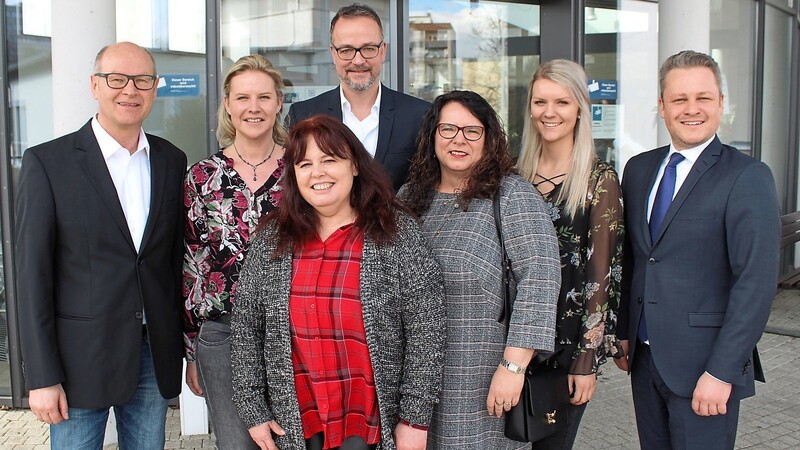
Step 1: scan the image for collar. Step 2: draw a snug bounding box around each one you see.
[91,115,150,159]
[340,84,382,115]
[667,134,715,164]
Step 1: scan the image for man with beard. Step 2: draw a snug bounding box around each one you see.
[287,3,430,190]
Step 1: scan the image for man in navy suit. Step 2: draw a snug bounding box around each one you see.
[618,50,780,449]
[15,42,186,448]
[287,3,429,190]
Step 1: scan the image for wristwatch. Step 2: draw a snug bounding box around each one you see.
[500,358,526,374]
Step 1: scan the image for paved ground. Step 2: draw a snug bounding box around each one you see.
[2,290,799,449]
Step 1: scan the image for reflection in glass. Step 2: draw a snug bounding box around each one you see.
[710,0,755,157]
[758,6,792,207]
[408,1,540,154]
[221,0,392,126]
[584,1,658,173]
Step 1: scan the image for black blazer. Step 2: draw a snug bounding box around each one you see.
[620,136,780,400]
[15,120,187,408]
[287,85,430,190]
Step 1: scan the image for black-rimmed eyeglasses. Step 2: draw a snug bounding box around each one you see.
[437,123,484,141]
[94,73,158,90]
[331,42,384,61]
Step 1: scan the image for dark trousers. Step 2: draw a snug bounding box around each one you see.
[631,344,740,450]
[305,433,377,450]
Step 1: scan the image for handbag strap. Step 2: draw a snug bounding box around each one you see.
[493,189,513,331]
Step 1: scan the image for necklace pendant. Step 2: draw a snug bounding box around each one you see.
[253,171,258,182]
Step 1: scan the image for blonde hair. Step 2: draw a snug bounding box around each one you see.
[216,54,287,148]
[517,59,596,218]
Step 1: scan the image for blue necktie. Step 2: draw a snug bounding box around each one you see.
[639,152,685,343]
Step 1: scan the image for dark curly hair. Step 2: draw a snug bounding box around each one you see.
[262,115,406,254]
[402,90,515,216]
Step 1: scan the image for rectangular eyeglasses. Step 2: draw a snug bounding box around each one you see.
[94,73,157,90]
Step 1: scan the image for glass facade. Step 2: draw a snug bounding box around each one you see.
[584,1,659,170]
[408,1,540,153]
[1,0,799,408]
[760,4,794,210]
[220,0,393,133]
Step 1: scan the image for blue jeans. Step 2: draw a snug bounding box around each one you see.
[50,335,169,450]
[196,320,260,450]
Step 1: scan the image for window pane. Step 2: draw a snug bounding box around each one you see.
[758,5,792,207]
[711,0,755,158]
[584,0,659,172]
[221,0,392,128]
[118,0,209,164]
[408,1,540,154]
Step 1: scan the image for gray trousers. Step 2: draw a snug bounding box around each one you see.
[196,320,261,450]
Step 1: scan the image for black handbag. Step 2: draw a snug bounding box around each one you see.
[492,190,570,443]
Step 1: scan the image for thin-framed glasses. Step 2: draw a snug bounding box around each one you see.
[437,123,485,141]
[331,42,384,61]
[94,73,158,90]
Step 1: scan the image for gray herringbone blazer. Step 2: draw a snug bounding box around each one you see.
[231,212,446,449]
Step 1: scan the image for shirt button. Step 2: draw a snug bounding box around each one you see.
[135,311,143,319]
[310,304,315,309]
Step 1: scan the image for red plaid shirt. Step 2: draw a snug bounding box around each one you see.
[290,225,381,448]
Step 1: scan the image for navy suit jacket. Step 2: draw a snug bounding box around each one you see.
[15,120,187,408]
[286,85,430,190]
[620,136,779,399]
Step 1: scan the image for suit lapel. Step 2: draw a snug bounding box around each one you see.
[374,85,395,164]
[138,136,166,254]
[75,121,136,252]
[328,88,344,120]
[651,137,721,245]
[641,147,669,248]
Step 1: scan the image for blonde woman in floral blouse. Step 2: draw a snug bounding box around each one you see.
[182,54,286,449]
[517,59,625,450]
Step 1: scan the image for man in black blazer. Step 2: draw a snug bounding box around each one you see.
[618,50,780,450]
[287,3,429,190]
[15,42,186,448]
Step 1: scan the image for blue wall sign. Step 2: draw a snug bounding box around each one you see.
[588,79,618,100]
[157,75,200,97]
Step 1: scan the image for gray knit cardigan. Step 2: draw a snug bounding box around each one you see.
[231,212,446,450]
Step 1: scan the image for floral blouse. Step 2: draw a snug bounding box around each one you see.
[182,151,284,360]
[541,160,624,374]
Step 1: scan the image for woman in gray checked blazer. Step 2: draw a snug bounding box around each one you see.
[401,91,561,449]
[231,115,446,450]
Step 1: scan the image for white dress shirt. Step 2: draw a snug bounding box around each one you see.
[341,84,381,157]
[646,135,715,221]
[91,116,151,253]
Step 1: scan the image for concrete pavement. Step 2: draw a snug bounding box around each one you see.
[2,290,799,449]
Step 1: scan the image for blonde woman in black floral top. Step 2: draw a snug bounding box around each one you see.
[517,59,624,450]
[182,54,286,450]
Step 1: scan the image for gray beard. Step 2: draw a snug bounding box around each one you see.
[342,73,376,92]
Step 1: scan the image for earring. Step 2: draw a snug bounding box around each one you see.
[577,115,581,119]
